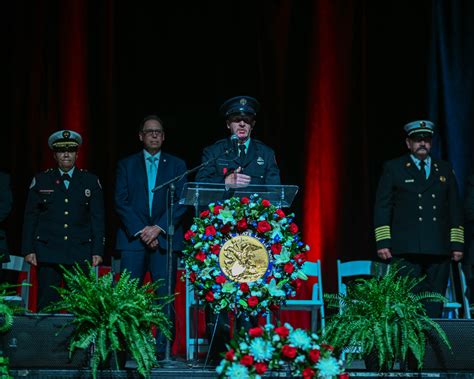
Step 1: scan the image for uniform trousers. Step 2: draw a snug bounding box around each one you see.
[391,254,451,318]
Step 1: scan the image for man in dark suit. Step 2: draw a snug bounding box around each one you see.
[0,172,13,265]
[114,115,187,358]
[374,120,464,317]
[22,130,105,310]
[196,96,280,186]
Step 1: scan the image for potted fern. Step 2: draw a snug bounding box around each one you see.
[323,264,450,371]
[45,264,173,379]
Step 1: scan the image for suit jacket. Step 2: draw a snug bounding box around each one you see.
[0,172,12,263]
[115,151,188,251]
[195,138,281,185]
[21,168,105,265]
[374,154,463,256]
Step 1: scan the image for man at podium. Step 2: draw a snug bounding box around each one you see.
[195,96,281,363]
[195,96,280,186]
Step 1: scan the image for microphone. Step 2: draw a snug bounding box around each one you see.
[230,134,239,158]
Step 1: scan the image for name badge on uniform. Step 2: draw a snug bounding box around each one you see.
[404,179,414,183]
[85,189,91,197]
[257,157,265,166]
[440,176,446,182]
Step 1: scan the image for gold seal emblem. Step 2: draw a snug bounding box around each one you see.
[219,235,269,283]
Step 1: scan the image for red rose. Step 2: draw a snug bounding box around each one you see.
[309,349,320,363]
[184,230,195,241]
[281,345,297,359]
[213,205,223,215]
[237,218,248,231]
[240,354,254,366]
[220,224,231,234]
[275,209,285,219]
[339,373,350,379]
[205,291,215,302]
[271,243,282,255]
[247,296,259,307]
[266,275,275,283]
[225,349,235,361]
[195,251,206,262]
[288,222,298,234]
[200,210,210,218]
[248,327,264,337]
[284,262,295,274]
[321,343,334,351]
[257,220,271,233]
[262,199,271,207]
[215,275,226,284]
[240,197,250,204]
[205,225,216,236]
[211,244,221,255]
[294,252,307,264]
[291,278,302,290]
[303,367,315,379]
[275,326,289,339]
[189,272,197,283]
[240,283,250,293]
[255,362,268,375]
[269,303,280,312]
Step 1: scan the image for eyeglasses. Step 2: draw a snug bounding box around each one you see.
[228,116,254,124]
[142,129,164,136]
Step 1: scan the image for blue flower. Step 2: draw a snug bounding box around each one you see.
[249,337,275,361]
[316,356,341,377]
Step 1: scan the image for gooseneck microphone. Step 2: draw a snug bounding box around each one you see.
[230,134,239,158]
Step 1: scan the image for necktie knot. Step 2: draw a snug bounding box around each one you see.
[239,144,246,157]
[62,173,71,181]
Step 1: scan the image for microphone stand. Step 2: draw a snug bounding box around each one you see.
[151,144,236,366]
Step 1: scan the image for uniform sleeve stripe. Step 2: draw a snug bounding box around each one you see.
[375,226,390,232]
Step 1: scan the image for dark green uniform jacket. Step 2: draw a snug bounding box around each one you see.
[22,168,105,264]
[374,154,463,255]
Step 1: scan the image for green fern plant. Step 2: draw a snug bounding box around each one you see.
[44,264,173,379]
[323,264,450,371]
[0,282,27,333]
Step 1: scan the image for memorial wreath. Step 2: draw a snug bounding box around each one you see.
[182,195,309,316]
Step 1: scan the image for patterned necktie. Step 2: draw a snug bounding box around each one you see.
[239,144,246,162]
[147,156,158,216]
[420,160,427,180]
[62,173,71,189]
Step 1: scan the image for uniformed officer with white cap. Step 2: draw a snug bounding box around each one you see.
[22,130,105,310]
[374,120,464,317]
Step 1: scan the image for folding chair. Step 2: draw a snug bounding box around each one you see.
[2,255,30,308]
[337,259,387,298]
[443,263,464,319]
[276,260,325,332]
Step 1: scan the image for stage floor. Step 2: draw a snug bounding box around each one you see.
[8,368,474,379]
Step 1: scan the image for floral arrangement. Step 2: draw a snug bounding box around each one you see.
[216,323,347,379]
[182,195,309,316]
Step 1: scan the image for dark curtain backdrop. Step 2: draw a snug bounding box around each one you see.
[3,0,474,330]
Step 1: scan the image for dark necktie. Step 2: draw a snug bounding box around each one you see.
[420,160,427,180]
[239,144,246,162]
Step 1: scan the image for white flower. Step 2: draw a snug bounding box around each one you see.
[289,329,312,349]
[239,342,249,351]
[249,337,275,361]
[216,360,226,374]
[316,356,341,377]
[225,362,250,379]
[295,354,306,363]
